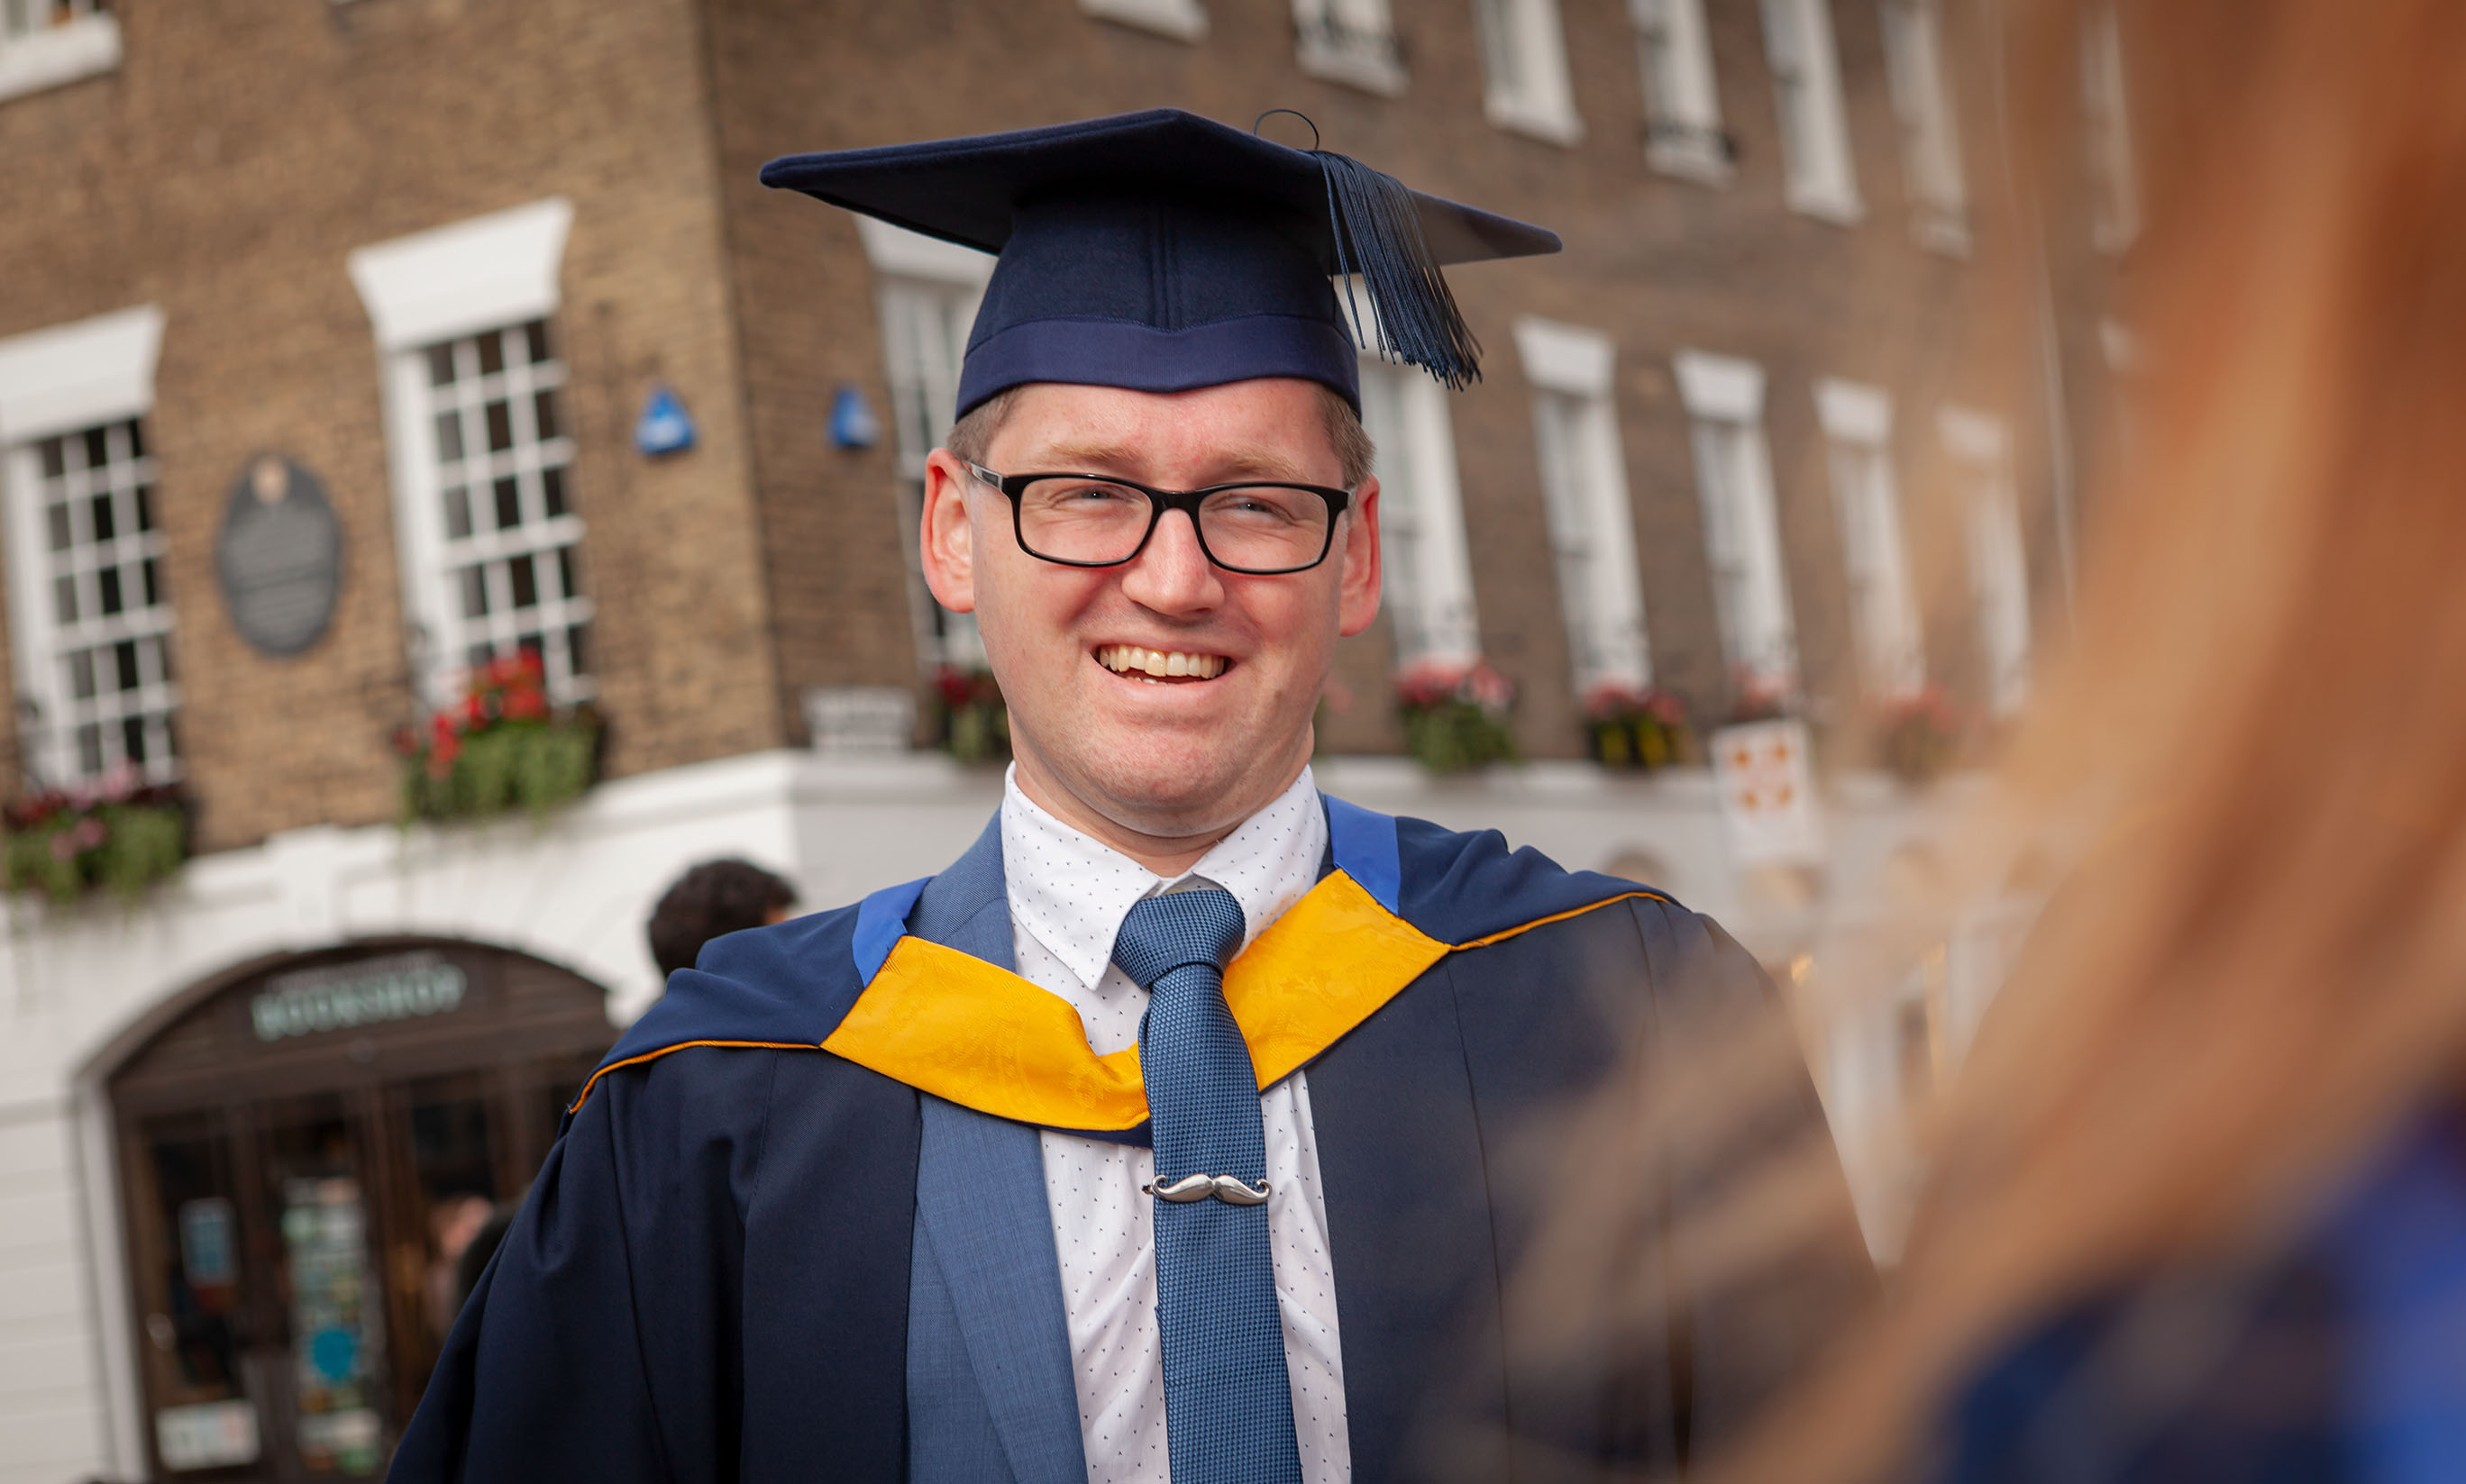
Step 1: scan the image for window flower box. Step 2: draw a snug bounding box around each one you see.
[1584,683,1689,769]
[397,653,599,823]
[3,766,189,904]
[1394,657,1518,775]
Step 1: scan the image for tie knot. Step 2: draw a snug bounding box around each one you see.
[1111,887,1246,988]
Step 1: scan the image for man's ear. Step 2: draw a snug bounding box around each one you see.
[1337,475,1383,638]
[920,450,978,614]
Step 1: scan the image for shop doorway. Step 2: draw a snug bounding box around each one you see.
[107,940,616,1480]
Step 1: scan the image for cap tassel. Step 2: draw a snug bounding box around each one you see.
[1313,150,1483,391]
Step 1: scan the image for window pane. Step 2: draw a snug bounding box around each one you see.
[485,401,513,453]
[142,557,162,607]
[68,649,95,699]
[47,504,70,551]
[84,426,108,469]
[443,487,471,541]
[78,724,103,777]
[478,332,506,377]
[525,321,552,364]
[434,412,463,463]
[459,566,489,620]
[40,437,64,479]
[426,343,456,387]
[91,493,115,542]
[154,634,175,684]
[126,419,145,459]
[115,640,140,692]
[123,715,147,766]
[135,483,155,532]
[565,624,589,677]
[493,478,520,531]
[534,391,559,442]
[99,567,123,615]
[508,555,538,611]
[542,466,567,518]
[55,575,78,624]
[555,547,578,600]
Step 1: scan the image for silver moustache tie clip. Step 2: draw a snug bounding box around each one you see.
[1145,1172,1272,1206]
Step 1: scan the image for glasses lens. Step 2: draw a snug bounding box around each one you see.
[1015,478,1157,565]
[1196,487,1332,572]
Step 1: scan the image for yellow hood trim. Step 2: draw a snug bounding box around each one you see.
[817,869,1661,1132]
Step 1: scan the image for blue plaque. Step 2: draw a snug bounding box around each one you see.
[635,384,697,456]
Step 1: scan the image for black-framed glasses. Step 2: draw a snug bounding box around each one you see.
[967,463,1353,575]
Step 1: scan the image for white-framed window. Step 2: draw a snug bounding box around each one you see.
[1630,0,1731,182]
[1815,378,1924,701]
[1356,360,1479,667]
[1513,319,1651,694]
[1759,0,1862,222]
[859,218,993,674]
[0,0,120,105]
[0,305,177,787]
[1080,0,1208,42]
[1877,0,1970,254]
[349,198,593,710]
[1676,349,1798,694]
[1474,0,1584,146]
[1294,0,1405,96]
[1940,406,2029,715]
[2080,3,2140,253]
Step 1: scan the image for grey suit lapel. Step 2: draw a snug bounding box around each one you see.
[908,813,1089,1484]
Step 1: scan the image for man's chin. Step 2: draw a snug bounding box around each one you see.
[1059,738,1299,839]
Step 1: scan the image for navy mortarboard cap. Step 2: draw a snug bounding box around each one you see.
[760,108,1560,418]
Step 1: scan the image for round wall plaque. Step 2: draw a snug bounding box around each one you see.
[215,454,342,657]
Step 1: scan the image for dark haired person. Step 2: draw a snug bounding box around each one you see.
[393,111,1868,1484]
[645,857,799,981]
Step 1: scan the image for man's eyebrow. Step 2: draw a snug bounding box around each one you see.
[1026,444,1320,483]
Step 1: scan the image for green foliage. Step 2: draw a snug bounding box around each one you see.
[401,719,598,823]
[1879,686,1961,786]
[933,667,1011,764]
[4,796,190,906]
[1401,697,1520,775]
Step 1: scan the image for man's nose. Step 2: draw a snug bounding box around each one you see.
[1119,508,1224,615]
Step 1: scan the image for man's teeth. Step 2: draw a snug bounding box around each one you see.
[1098,645,1226,679]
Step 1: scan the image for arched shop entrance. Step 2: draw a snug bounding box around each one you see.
[107,940,616,1480]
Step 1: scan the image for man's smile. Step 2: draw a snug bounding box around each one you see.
[1095,644,1230,682]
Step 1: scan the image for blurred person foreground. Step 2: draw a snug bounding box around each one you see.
[1514,1,2466,1479]
[0,2,2097,1480]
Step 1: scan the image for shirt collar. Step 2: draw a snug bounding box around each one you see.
[999,764,1327,993]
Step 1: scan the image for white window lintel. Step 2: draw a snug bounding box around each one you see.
[1814,377,1893,445]
[0,305,163,445]
[855,219,995,287]
[1080,0,1210,42]
[0,11,121,105]
[1674,348,1766,422]
[348,197,574,353]
[1514,317,1615,396]
[1938,405,2008,463]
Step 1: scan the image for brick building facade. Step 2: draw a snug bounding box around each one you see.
[0,1,2111,1478]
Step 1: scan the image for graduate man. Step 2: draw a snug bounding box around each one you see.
[392,109,1868,1484]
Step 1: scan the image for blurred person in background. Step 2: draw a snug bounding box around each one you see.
[1534,0,2466,1479]
[393,111,1870,1484]
[645,857,800,981]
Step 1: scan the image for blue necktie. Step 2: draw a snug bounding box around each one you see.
[1113,888,1304,1484]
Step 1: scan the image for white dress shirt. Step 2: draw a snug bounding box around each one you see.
[1001,765,1351,1484]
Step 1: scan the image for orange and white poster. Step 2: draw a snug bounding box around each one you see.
[1710,719,1826,867]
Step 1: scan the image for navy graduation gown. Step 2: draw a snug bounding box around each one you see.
[390,802,1869,1482]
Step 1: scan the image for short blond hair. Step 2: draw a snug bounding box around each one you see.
[944,380,1375,490]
